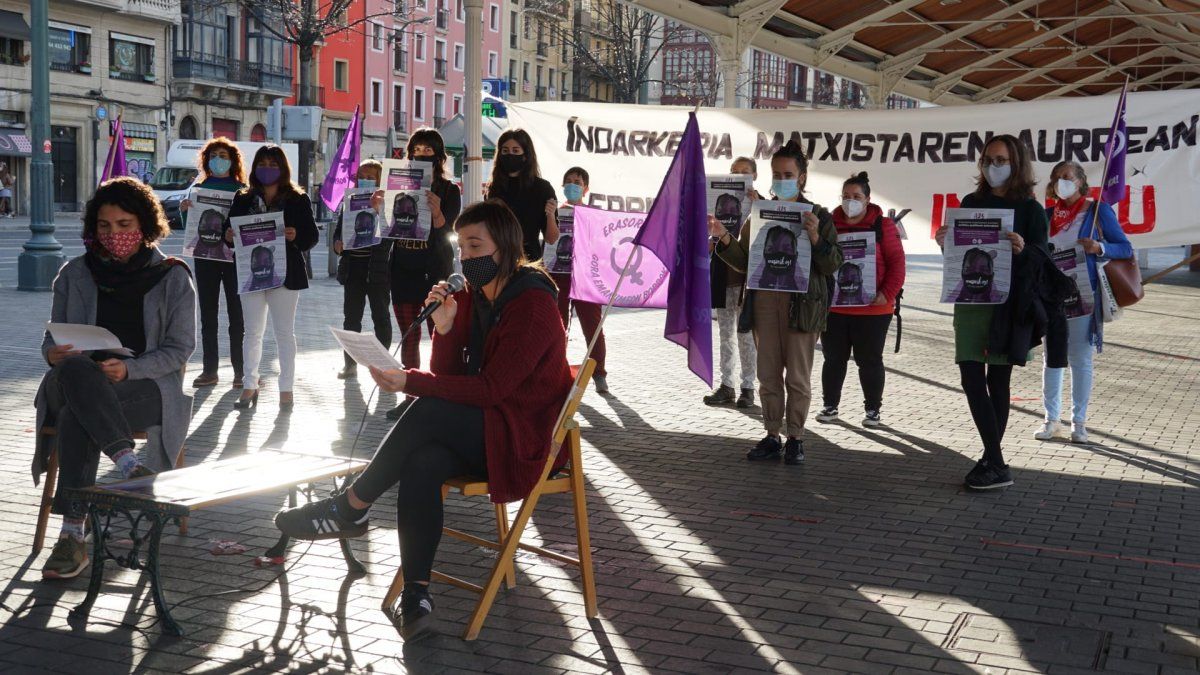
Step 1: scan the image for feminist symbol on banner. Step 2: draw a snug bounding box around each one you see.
[611,237,645,285]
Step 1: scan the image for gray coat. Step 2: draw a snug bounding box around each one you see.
[32,248,197,483]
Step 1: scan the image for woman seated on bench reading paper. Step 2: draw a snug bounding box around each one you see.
[275,200,572,639]
[34,177,197,581]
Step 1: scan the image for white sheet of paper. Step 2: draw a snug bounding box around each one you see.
[330,327,402,371]
[46,322,134,356]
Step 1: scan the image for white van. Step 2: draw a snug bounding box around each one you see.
[151,140,300,228]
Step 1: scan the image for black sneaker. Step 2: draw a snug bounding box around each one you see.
[274,494,369,540]
[863,409,883,427]
[736,388,755,408]
[395,586,436,640]
[784,438,804,465]
[703,385,737,406]
[746,435,782,461]
[386,398,414,420]
[815,406,839,423]
[964,460,1013,490]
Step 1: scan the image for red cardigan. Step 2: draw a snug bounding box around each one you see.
[830,203,906,316]
[403,283,572,503]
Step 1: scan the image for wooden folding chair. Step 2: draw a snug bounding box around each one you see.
[382,359,599,640]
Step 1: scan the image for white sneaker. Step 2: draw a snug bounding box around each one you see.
[1034,421,1062,441]
[1070,423,1088,444]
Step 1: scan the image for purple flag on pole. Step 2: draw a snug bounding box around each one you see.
[100,119,128,183]
[320,105,362,210]
[631,112,713,386]
[1100,82,1128,205]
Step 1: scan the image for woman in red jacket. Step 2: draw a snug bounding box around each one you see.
[815,172,906,427]
[275,200,572,639]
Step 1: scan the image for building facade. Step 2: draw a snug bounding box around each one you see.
[0,0,180,213]
[502,0,572,104]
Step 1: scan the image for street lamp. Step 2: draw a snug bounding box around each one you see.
[18,0,64,291]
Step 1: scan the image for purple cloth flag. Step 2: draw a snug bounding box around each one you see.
[1100,82,1128,205]
[320,105,362,211]
[631,112,713,386]
[100,119,128,184]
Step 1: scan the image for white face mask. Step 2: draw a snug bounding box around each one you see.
[1055,178,1078,200]
[985,164,1012,188]
[842,198,866,218]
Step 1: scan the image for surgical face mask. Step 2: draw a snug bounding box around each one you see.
[1055,178,1078,200]
[461,253,500,288]
[563,183,584,202]
[984,163,1012,188]
[498,154,526,174]
[255,166,281,186]
[357,179,377,189]
[208,156,232,177]
[772,179,799,201]
[842,198,866,218]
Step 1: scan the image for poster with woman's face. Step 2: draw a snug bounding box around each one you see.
[183,188,236,262]
[229,212,286,294]
[746,200,813,293]
[940,208,1014,305]
[832,231,876,306]
[707,174,753,236]
[340,188,381,250]
[380,159,433,242]
[541,207,575,274]
[1052,246,1095,319]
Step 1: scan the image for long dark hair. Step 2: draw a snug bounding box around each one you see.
[975,134,1036,202]
[83,177,171,246]
[407,127,451,184]
[454,199,547,282]
[198,137,246,185]
[247,144,303,198]
[490,128,541,194]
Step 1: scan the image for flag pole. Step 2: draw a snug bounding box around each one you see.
[101,113,122,184]
[1088,75,1129,238]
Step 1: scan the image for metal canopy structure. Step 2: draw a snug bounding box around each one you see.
[628,0,1200,105]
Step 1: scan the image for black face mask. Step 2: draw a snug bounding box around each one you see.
[1063,282,1081,309]
[838,266,862,297]
[198,211,223,244]
[462,254,500,288]
[498,154,526,174]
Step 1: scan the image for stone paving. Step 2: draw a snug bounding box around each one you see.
[0,230,1198,674]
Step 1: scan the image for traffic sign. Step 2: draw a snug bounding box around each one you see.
[96,105,107,121]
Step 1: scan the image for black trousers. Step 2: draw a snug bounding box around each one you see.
[342,257,392,369]
[959,362,1013,465]
[821,313,892,410]
[44,356,161,518]
[194,258,244,377]
[351,397,486,584]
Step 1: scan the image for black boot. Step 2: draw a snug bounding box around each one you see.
[703,385,737,406]
[736,388,755,408]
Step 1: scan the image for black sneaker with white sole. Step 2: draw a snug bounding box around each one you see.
[274,495,369,540]
[815,406,839,423]
[396,586,436,640]
[783,438,805,465]
[746,434,782,461]
[863,409,883,427]
[964,459,1013,490]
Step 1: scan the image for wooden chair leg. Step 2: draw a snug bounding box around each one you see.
[568,430,598,618]
[33,448,59,556]
[174,448,188,535]
[382,566,406,613]
[493,502,515,589]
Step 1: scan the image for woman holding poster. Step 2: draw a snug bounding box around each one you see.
[487,128,560,263]
[817,172,906,428]
[332,159,391,381]
[712,141,842,466]
[181,138,246,389]
[224,145,318,411]
[383,129,461,419]
[1036,161,1132,444]
[934,134,1049,490]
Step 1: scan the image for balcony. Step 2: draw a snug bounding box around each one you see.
[434,58,447,82]
[173,51,292,94]
[433,115,445,128]
[436,8,449,30]
[122,0,182,24]
[393,110,408,133]
[294,83,326,107]
[394,48,408,73]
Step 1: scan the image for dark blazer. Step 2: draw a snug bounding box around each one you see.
[225,189,320,291]
[988,244,1071,368]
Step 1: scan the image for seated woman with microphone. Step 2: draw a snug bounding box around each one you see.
[274,200,572,639]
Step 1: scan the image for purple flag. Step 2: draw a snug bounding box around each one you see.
[631,112,713,386]
[1100,82,1128,205]
[320,105,362,210]
[100,119,128,183]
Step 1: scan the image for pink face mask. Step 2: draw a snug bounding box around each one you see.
[97,230,143,259]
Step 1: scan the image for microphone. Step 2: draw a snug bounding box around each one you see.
[404,273,467,337]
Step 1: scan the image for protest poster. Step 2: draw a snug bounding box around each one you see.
[568,205,669,308]
[832,231,876,307]
[707,174,752,236]
[940,208,1014,304]
[380,159,433,242]
[1053,246,1095,319]
[340,188,381,250]
[182,188,235,262]
[746,200,813,293]
[542,207,576,274]
[230,212,287,294]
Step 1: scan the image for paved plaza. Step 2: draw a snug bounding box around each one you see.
[0,228,1198,674]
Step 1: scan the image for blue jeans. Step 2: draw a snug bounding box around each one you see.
[1042,316,1093,425]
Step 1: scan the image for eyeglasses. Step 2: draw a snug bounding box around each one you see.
[980,157,1010,168]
